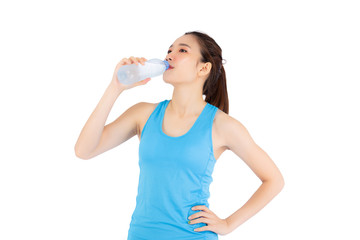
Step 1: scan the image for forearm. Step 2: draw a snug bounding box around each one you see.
[225,179,284,232]
[75,83,124,157]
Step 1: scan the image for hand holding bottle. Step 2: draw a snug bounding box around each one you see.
[75,56,150,159]
[110,56,151,92]
[117,58,169,85]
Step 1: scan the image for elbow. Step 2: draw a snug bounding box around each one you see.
[75,150,89,160]
[276,174,285,192]
[278,177,285,191]
[263,175,285,192]
[74,146,92,160]
[272,169,285,192]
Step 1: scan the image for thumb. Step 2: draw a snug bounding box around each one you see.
[132,78,151,87]
[140,78,151,84]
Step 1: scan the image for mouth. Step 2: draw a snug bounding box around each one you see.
[168,65,174,70]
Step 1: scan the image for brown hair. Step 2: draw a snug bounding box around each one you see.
[185,31,229,114]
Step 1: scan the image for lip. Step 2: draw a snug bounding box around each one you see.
[167,65,174,70]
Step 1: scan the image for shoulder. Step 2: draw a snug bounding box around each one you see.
[134,101,162,135]
[135,101,162,115]
[213,108,237,134]
[213,108,252,151]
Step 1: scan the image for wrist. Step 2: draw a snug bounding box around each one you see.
[109,79,125,94]
[106,82,124,99]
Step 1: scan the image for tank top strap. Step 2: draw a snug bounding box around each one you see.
[140,99,167,140]
[194,102,218,133]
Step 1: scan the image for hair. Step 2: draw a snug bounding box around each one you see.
[185,31,229,114]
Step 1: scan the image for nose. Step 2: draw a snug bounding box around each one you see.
[165,52,173,62]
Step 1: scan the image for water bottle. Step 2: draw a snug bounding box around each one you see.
[117,58,170,85]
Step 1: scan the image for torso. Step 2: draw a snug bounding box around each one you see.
[136,102,228,161]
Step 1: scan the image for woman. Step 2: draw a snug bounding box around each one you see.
[75,31,285,239]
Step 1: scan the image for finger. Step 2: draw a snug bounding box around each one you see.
[141,78,151,84]
[190,216,211,225]
[194,225,210,232]
[190,211,212,220]
[196,205,213,214]
[135,57,142,65]
[134,78,150,87]
[189,216,204,224]
[204,207,214,214]
[132,57,139,65]
[140,57,147,65]
[120,58,131,65]
[129,56,138,65]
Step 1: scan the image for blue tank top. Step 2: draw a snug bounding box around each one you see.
[127,99,219,240]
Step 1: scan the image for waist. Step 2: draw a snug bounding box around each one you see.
[128,220,218,240]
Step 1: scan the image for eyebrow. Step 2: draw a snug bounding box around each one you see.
[169,43,191,49]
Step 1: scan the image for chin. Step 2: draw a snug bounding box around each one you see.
[162,76,171,83]
[163,75,177,83]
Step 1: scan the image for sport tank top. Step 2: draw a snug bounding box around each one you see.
[127,99,219,240]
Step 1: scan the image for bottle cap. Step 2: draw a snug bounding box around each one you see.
[163,60,170,70]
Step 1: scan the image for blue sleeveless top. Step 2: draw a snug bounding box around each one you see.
[127,99,219,240]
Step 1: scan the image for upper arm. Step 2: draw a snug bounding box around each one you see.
[84,102,144,159]
[220,113,284,184]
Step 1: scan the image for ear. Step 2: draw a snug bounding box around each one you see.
[198,62,212,77]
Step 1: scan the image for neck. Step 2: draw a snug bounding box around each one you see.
[169,91,206,118]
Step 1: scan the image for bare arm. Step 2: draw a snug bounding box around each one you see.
[74,84,123,159]
[74,56,150,160]
[218,113,285,233]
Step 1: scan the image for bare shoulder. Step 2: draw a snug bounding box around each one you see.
[214,108,284,185]
[213,109,251,151]
[135,101,161,140]
[212,109,233,150]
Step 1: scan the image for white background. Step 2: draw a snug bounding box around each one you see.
[1,0,359,239]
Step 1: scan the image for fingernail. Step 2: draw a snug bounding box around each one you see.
[188,220,191,224]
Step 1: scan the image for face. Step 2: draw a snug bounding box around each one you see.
[163,34,209,84]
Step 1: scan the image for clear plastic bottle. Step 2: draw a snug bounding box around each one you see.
[117,58,170,85]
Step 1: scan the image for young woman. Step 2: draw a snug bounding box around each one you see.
[75,31,285,240]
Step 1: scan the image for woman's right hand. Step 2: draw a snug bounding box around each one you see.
[110,56,151,92]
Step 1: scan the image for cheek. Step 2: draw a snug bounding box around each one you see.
[179,59,198,75]
[163,69,196,82]
[183,68,197,80]
[176,64,197,80]
[164,58,198,81]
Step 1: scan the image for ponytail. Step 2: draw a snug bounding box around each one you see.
[185,31,229,114]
